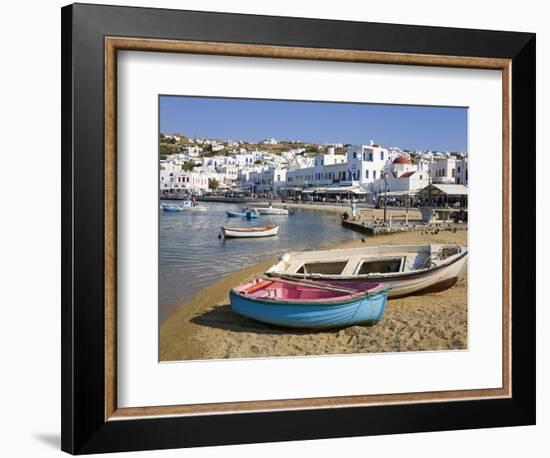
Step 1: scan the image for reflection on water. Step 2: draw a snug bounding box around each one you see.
[159,201,361,322]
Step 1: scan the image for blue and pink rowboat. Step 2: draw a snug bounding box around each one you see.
[230,276,388,329]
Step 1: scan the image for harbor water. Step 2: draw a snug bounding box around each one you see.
[160,201,362,322]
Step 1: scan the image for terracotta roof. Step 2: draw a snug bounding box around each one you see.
[393,156,412,165]
[399,171,416,178]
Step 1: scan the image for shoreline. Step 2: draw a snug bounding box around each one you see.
[160,228,468,362]
[258,201,425,220]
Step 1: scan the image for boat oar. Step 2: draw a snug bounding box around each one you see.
[261,275,368,295]
[265,274,363,292]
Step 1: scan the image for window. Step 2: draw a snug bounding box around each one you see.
[373,170,377,179]
[353,152,357,159]
[365,169,369,179]
[380,151,384,160]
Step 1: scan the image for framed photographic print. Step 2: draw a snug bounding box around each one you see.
[61,3,536,454]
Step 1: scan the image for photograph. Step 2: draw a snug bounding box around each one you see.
[55,2,537,454]
[159,96,469,361]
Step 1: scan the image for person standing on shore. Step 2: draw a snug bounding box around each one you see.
[351,198,357,219]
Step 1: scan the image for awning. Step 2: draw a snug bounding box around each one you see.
[303,186,369,194]
[383,190,419,197]
[418,183,468,196]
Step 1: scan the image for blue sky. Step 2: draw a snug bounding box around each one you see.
[160,96,467,152]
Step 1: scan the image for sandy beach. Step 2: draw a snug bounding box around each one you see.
[160,228,467,361]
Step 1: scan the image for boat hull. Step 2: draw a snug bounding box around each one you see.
[266,245,467,298]
[230,289,387,329]
[226,211,245,217]
[325,257,466,298]
[254,207,289,215]
[162,203,205,212]
[221,225,279,238]
[161,205,183,212]
[180,206,206,212]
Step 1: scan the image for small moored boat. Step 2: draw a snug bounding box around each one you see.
[161,201,206,212]
[266,244,467,298]
[230,276,388,329]
[226,208,260,218]
[253,206,290,215]
[180,200,206,211]
[161,203,184,212]
[226,210,245,217]
[221,224,279,238]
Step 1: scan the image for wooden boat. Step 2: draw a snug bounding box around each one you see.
[266,244,467,298]
[230,276,388,329]
[253,206,290,215]
[221,224,279,238]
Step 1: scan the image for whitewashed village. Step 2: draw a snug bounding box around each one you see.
[160,133,468,213]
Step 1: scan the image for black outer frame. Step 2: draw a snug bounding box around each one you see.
[61,3,536,454]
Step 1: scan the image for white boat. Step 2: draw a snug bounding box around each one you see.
[181,200,207,212]
[266,244,467,298]
[161,203,184,212]
[253,206,290,215]
[221,224,279,238]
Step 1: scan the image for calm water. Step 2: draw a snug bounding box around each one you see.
[159,202,362,321]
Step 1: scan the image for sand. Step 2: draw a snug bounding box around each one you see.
[160,229,467,361]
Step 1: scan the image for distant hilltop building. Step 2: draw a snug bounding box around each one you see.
[259,138,278,145]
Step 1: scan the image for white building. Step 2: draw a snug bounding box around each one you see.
[160,170,211,193]
[285,144,390,189]
[160,162,236,194]
[372,156,430,193]
[210,143,225,152]
[241,166,287,195]
[430,157,468,185]
[181,145,203,157]
[259,138,278,145]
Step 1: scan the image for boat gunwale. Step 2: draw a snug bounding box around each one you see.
[229,287,389,307]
